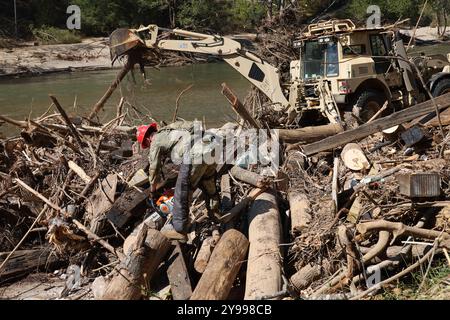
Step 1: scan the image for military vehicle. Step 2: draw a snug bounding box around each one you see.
[109,19,450,128]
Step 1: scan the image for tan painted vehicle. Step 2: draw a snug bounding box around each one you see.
[109,19,450,128]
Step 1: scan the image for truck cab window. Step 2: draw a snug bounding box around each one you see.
[370,35,387,57]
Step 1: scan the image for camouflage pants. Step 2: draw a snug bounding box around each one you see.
[172,163,218,233]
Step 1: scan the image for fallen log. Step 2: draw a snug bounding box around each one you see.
[219,188,265,224]
[194,231,221,274]
[87,174,118,235]
[290,263,321,291]
[0,115,28,128]
[167,243,193,300]
[191,229,249,300]
[220,174,233,212]
[302,92,450,155]
[89,58,134,120]
[221,83,261,129]
[106,187,153,229]
[229,166,270,188]
[279,124,344,143]
[245,191,282,300]
[425,107,450,127]
[357,220,450,243]
[0,247,59,281]
[101,227,171,300]
[288,192,311,235]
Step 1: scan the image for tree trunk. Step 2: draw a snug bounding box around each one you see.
[229,166,270,188]
[291,264,322,291]
[191,229,249,300]
[244,191,282,300]
[101,228,171,300]
[194,231,221,274]
[288,191,311,235]
[279,124,344,143]
[167,243,192,300]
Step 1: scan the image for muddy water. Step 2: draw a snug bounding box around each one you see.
[1,43,449,137]
[0,63,250,136]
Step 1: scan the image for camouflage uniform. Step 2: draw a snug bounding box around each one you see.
[148,120,219,232]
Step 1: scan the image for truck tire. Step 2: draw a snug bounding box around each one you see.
[345,90,387,128]
[432,78,450,97]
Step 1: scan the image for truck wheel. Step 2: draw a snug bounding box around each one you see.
[345,90,387,128]
[432,78,450,97]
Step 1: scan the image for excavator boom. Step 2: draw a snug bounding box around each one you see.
[109,25,290,110]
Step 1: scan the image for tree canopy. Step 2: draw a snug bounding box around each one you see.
[0,0,446,39]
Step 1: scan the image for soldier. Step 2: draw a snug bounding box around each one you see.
[136,120,232,240]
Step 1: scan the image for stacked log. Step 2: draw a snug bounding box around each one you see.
[244,191,282,300]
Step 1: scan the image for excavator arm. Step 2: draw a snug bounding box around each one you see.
[109,25,290,111]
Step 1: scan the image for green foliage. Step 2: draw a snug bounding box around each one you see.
[347,0,422,24]
[31,26,82,44]
[177,0,230,32]
[379,259,450,300]
[229,0,265,31]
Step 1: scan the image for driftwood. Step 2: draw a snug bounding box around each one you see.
[194,231,221,274]
[290,264,322,291]
[220,174,233,212]
[89,59,134,120]
[101,227,171,300]
[362,231,390,264]
[229,166,271,188]
[288,192,311,235]
[351,242,438,300]
[0,247,59,281]
[222,83,261,129]
[87,174,118,235]
[167,243,193,300]
[279,124,344,143]
[191,229,249,300]
[106,187,153,229]
[73,219,125,261]
[245,191,282,300]
[302,92,450,155]
[357,220,450,246]
[14,178,69,217]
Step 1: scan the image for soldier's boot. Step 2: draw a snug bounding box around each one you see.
[161,223,188,242]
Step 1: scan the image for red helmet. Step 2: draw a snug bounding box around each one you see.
[136,123,158,149]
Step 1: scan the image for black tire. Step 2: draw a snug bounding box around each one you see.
[432,78,450,97]
[344,90,387,129]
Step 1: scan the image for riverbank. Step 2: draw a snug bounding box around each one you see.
[1,26,447,79]
[0,38,113,78]
[400,26,450,43]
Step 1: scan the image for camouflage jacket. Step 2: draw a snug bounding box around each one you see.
[148,120,196,184]
[148,121,239,185]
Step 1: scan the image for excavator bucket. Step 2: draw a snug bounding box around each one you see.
[109,28,144,61]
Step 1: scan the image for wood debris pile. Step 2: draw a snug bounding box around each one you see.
[1,90,450,300]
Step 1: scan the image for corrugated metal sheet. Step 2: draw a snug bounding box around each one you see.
[397,173,441,198]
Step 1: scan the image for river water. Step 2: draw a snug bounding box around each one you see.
[0,63,250,136]
[1,43,449,137]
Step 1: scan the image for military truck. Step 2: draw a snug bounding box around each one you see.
[109,19,450,128]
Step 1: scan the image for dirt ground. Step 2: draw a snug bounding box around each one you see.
[0,38,112,78]
[400,26,450,42]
